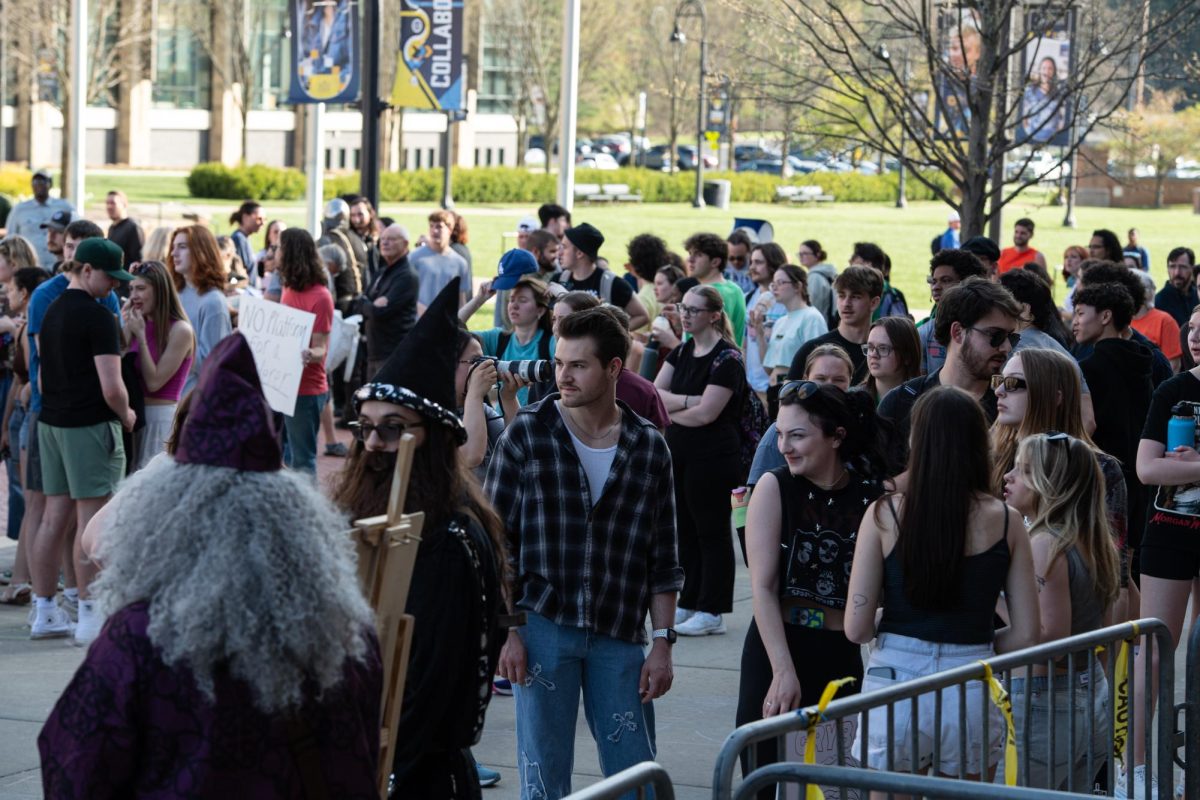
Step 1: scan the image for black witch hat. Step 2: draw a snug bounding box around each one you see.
[353,277,468,444]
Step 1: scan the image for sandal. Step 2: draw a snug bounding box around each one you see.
[0,582,31,605]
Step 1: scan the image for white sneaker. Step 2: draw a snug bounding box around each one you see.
[676,611,726,636]
[1115,765,1164,800]
[674,607,696,626]
[59,593,79,622]
[30,606,74,640]
[73,601,104,647]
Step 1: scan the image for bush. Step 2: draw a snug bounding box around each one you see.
[186,162,307,201]
[0,168,33,201]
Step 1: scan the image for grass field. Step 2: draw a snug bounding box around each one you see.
[86,172,1197,321]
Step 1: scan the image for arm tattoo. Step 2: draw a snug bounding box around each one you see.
[1035,575,1046,591]
[852,593,868,610]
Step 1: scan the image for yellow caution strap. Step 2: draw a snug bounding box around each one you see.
[803,676,857,800]
[1112,624,1139,767]
[980,661,1018,787]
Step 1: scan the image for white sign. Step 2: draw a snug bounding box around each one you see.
[236,295,316,417]
[782,718,862,800]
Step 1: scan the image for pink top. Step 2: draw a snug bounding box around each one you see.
[129,318,193,402]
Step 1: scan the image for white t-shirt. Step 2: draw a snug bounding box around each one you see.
[558,402,618,508]
[764,306,828,370]
[745,286,785,391]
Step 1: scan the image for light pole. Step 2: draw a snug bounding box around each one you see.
[670,0,707,209]
[876,44,910,210]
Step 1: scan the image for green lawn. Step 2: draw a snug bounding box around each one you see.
[94,174,1197,321]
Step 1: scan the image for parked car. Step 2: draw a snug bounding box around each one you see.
[577,152,620,170]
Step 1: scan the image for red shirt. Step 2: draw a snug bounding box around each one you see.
[282,283,334,396]
[616,369,670,428]
[997,246,1041,274]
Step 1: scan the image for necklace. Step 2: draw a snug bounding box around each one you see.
[563,405,621,442]
[811,468,849,491]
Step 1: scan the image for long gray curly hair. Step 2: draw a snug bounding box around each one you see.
[92,456,375,714]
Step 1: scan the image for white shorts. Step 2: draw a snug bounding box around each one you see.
[135,403,177,471]
[854,633,1004,777]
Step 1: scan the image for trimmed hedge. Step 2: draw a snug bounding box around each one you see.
[186,162,307,201]
[0,168,33,200]
[189,163,954,204]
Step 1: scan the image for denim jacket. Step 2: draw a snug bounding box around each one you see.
[484,395,683,644]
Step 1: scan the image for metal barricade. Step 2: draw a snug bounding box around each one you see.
[713,620,1176,800]
[565,761,675,800]
[735,763,1103,800]
[1182,620,1200,800]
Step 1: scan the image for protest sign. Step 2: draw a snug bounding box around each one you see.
[783,717,861,800]
[237,295,316,416]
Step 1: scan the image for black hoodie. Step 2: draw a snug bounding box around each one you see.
[1081,337,1154,467]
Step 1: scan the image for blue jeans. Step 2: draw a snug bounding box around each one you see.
[282,392,327,476]
[513,612,656,800]
[3,378,23,540]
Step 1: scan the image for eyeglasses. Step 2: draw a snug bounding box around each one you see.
[989,375,1028,392]
[969,327,1020,349]
[779,380,821,403]
[769,279,796,289]
[678,304,713,317]
[862,344,894,357]
[797,250,815,259]
[348,420,426,443]
[728,254,747,265]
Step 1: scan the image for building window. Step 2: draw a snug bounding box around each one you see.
[152,0,212,109]
[251,0,290,110]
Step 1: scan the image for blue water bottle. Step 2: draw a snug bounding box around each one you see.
[1167,402,1196,451]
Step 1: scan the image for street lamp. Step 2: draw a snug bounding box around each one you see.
[670,0,707,209]
[876,43,910,209]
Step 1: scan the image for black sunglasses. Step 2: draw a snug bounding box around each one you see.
[779,380,821,404]
[989,375,1028,392]
[969,327,1020,349]
[348,420,426,443]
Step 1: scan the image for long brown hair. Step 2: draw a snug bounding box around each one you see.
[276,228,328,291]
[168,226,227,295]
[512,275,553,336]
[989,347,1095,495]
[132,260,192,356]
[860,317,922,401]
[887,386,992,609]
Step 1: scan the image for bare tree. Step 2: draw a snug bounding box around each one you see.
[1107,90,1200,208]
[732,0,1200,238]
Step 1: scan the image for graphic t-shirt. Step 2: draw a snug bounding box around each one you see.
[764,306,827,370]
[1141,370,1200,546]
[772,468,884,609]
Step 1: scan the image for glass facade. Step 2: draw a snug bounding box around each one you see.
[152,0,212,109]
[250,0,290,110]
[477,0,520,115]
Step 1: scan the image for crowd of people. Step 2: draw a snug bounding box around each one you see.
[1,170,1196,800]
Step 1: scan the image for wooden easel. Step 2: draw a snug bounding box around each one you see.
[346,434,425,799]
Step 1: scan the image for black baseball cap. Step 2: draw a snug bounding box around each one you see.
[40,210,71,232]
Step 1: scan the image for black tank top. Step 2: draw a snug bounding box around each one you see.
[878,499,1011,645]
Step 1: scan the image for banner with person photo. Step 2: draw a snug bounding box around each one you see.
[932,6,982,139]
[288,0,361,104]
[390,0,465,110]
[1016,9,1076,147]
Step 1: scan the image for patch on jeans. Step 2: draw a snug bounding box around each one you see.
[606,711,638,743]
[523,663,556,691]
[521,752,548,799]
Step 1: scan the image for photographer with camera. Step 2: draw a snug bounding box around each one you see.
[459,250,556,419]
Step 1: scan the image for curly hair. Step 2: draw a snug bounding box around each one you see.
[168,226,228,295]
[276,228,329,291]
[627,233,671,282]
[93,457,374,714]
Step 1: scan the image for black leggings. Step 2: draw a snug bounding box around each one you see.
[392,748,480,800]
[735,618,863,800]
[673,452,742,614]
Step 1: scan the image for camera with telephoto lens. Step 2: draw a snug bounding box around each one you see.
[472,355,554,383]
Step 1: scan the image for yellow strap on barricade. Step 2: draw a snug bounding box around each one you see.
[1112,623,1139,767]
[979,661,1017,787]
[803,676,857,800]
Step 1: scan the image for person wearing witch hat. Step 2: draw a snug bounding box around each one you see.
[331,277,506,799]
[38,333,382,798]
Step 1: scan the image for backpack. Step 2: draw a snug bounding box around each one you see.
[931,234,943,256]
[709,347,771,482]
[552,268,617,303]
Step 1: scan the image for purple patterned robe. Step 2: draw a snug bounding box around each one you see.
[39,602,382,799]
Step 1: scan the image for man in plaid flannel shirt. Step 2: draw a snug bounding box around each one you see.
[485,306,683,800]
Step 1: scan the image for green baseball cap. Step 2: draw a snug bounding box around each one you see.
[75,238,134,281]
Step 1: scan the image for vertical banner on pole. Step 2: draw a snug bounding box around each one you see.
[289,0,362,104]
[1016,8,1076,147]
[390,0,465,111]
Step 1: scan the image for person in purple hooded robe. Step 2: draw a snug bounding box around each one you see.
[39,333,382,799]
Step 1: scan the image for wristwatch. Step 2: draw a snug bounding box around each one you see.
[652,628,677,644]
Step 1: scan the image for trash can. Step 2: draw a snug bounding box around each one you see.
[703,179,731,210]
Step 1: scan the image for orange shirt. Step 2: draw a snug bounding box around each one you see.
[1130,308,1182,361]
[997,246,1042,274]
